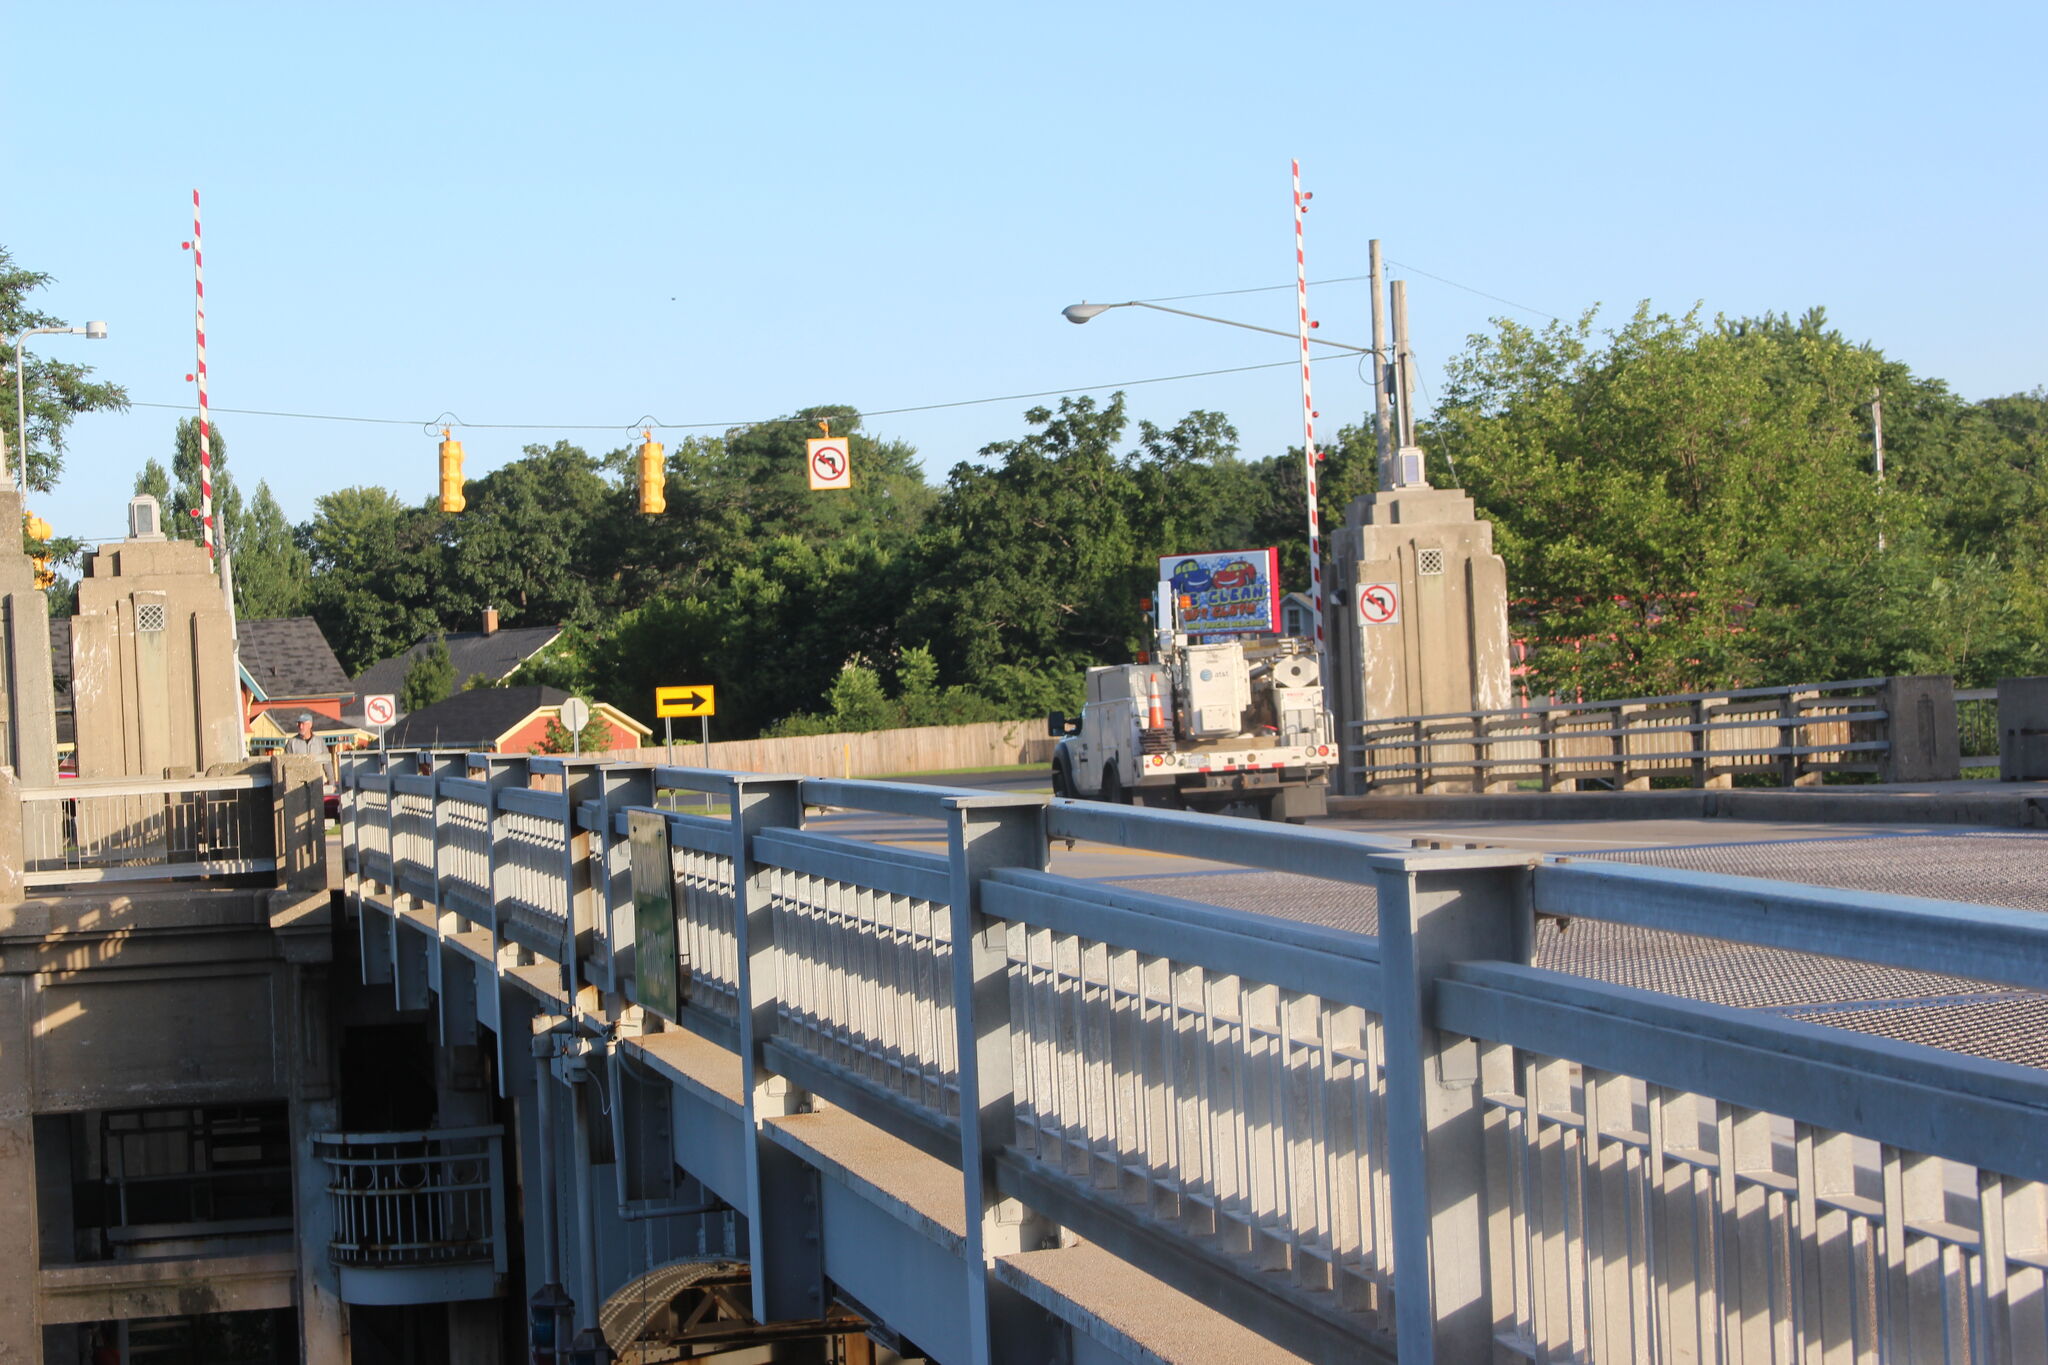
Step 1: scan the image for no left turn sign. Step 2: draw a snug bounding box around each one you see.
[807,438,851,491]
[364,694,397,726]
[1358,583,1401,626]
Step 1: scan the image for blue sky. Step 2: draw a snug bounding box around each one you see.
[9,2,2044,545]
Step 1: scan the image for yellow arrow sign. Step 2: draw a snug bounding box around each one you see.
[655,685,716,718]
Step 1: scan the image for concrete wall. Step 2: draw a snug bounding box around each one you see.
[0,763,343,1357]
[72,527,242,780]
[0,488,60,786]
[1328,486,1514,792]
[611,717,1057,778]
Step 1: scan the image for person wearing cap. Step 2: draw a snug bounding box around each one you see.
[282,714,324,756]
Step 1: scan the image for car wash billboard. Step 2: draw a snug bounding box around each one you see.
[1160,548,1282,637]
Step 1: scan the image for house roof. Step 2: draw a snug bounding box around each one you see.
[238,617,353,701]
[351,624,564,712]
[378,684,649,751]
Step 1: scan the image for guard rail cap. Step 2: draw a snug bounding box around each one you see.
[800,777,992,818]
[1345,676,1891,728]
[312,1123,505,1144]
[1049,797,1411,884]
[652,766,804,799]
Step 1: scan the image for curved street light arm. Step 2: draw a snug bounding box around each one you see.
[11,323,106,491]
[1062,299,1377,355]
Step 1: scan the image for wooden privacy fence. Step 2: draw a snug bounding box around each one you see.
[1347,676,1963,794]
[608,718,1056,779]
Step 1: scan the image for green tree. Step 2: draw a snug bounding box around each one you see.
[302,486,444,673]
[442,441,611,626]
[909,395,1146,687]
[1431,305,1904,697]
[133,458,171,505]
[169,417,243,554]
[400,635,456,711]
[534,708,615,754]
[0,246,128,491]
[233,481,310,619]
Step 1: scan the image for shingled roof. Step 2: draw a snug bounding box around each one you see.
[352,623,563,714]
[239,617,353,702]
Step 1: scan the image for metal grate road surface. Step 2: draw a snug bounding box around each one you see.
[1108,829,2048,1066]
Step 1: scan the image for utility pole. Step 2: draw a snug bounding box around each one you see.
[1872,387,1886,551]
[1369,240,1393,491]
[1389,279,1426,486]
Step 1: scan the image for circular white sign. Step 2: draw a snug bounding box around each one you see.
[363,694,396,726]
[559,697,592,733]
[1359,583,1401,625]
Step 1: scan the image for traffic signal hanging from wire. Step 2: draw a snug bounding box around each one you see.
[637,430,666,514]
[438,428,466,513]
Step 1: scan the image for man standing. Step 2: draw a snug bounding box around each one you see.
[282,713,323,756]
[282,713,331,817]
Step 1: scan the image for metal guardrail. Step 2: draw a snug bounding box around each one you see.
[1958,688,2000,768]
[339,749,2048,1363]
[1346,678,1897,793]
[19,772,279,885]
[313,1125,507,1272]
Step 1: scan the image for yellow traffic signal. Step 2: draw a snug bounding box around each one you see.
[637,430,666,514]
[438,428,466,514]
[24,511,53,590]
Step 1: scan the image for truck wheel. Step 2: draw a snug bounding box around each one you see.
[1102,765,1127,806]
[1051,760,1072,798]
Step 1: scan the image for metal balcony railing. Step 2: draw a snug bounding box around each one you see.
[19,773,279,885]
[313,1125,507,1298]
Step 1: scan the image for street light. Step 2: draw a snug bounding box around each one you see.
[1062,299,1373,354]
[11,321,109,490]
[1060,299,1376,659]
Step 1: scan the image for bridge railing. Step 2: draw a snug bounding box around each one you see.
[337,749,2048,1364]
[18,769,283,887]
[1347,677,1900,794]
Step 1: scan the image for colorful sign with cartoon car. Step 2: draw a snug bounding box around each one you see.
[1158,548,1283,636]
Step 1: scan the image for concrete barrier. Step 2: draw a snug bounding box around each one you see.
[608,718,1057,779]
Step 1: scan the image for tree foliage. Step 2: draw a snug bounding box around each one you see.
[234,481,311,619]
[277,321,2043,736]
[0,246,128,491]
[169,417,242,554]
[1433,305,2047,693]
[533,708,616,754]
[399,635,455,712]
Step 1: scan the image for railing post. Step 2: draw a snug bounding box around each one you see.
[597,765,655,1000]
[1370,847,1537,1365]
[1618,703,1649,790]
[554,760,605,1007]
[424,751,464,927]
[1877,675,1961,783]
[944,793,1054,1365]
[723,773,818,1325]
[479,754,529,1089]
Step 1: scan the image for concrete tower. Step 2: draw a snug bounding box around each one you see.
[70,496,243,779]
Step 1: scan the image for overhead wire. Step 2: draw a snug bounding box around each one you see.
[124,351,1361,436]
[115,256,1539,440]
[1137,260,1559,323]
